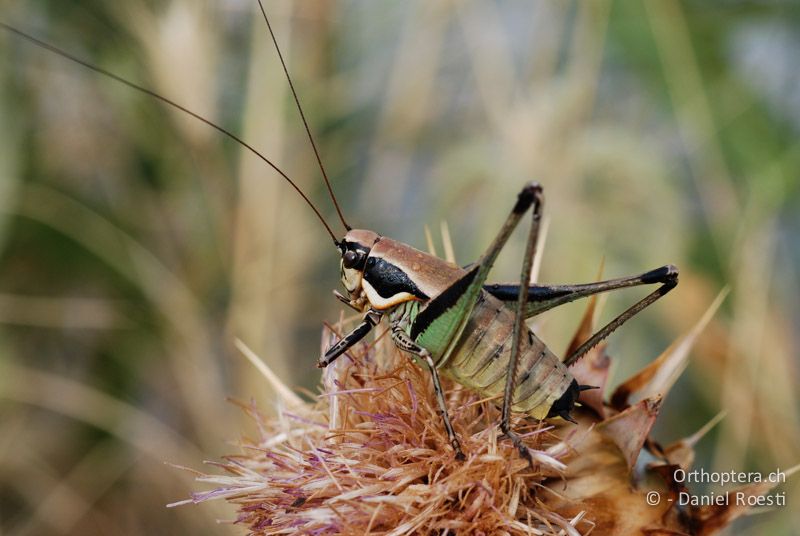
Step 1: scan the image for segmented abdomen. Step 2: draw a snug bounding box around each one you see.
[438,290,573,419]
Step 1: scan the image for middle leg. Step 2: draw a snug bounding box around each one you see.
[391,326,465,460]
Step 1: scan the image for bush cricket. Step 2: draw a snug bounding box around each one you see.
[1,2,678,464]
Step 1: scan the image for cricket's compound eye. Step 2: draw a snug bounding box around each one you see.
[340,247,368,296]
[343,249,367,270]
[343,250,361,269]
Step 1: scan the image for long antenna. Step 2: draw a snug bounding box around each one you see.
[0,20,341,244]
[256,0,351,232]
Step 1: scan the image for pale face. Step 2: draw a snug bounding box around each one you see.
[338,229,380,299]
[340,255,364,295]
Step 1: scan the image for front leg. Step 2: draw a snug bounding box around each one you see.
[318,310,382,368]
[391,326,465,461]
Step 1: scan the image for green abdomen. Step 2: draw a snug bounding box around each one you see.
[438,290,573,419]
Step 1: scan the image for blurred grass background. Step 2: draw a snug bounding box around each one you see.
[0,0,798,534]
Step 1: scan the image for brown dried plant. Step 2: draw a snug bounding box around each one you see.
[172,286,789,535]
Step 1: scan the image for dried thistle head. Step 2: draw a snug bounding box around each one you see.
[172,290,785,535]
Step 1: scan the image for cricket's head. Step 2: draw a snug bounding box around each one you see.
[337,229,381,301]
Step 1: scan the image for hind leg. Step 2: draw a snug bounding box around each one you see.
[499,184,544,466]
[563,267,678,366]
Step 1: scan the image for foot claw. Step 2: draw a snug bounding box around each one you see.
[502,425,537,467]
[518,446,536,468]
